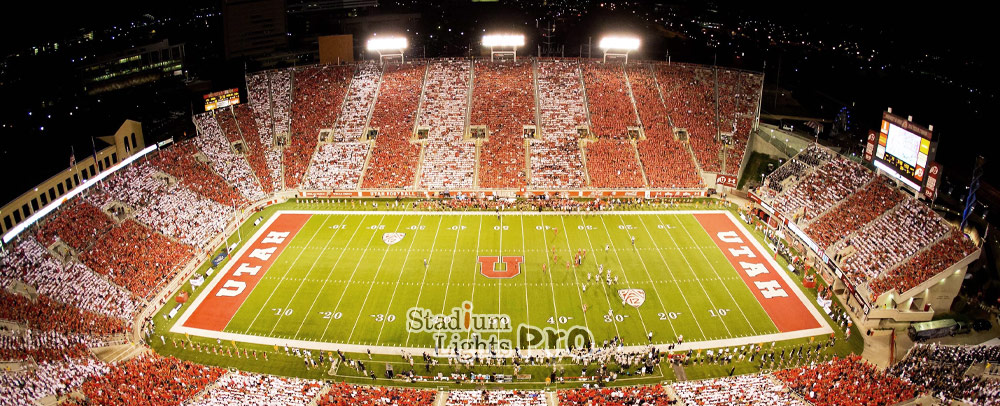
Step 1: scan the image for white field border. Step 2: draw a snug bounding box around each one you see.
[170,209,832,356]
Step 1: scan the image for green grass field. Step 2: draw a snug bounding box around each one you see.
[209,210,779,350]
[150,200,860,387]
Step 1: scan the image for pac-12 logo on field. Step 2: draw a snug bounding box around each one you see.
[382,233,405,245]
[477,256,523,278]
[618,289,646,308]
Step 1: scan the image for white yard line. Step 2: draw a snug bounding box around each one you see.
[607,214,680,341]
[240,216,334,334]
[318,215,389,341]
[670,214,764,335]
[465,216,484,341]
[290,214,369,339]
[518,216,531,338]
[559,216,617,337]
[374,216,439,345]
[587,215,650,344]
[346,216,416,343]
[646,214,735,339]
[408,215,463,346]
[537,216,564,332]
[266,215,350,335]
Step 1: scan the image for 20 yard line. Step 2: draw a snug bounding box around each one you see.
[317,215,390,341]
[240,215,334,334]
[266,215,351,334]
[290,214,369,339]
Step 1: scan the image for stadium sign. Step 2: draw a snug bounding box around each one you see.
[716,174,737,188]
[406,301,593,351]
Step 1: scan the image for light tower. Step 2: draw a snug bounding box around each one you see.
[483,34,525,62]
[367,36,408,64]
[598,36,640,63]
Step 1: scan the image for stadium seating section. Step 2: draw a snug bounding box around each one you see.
[286,65,353,188]
[532,60,588,188]
[361,62,425,188]
[473,61,534,188]
[417,60,476,189]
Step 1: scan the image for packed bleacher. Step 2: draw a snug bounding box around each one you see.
[773,355,920,406]
[887,343,1000,405]
[672,374,806,405]
[148,140,249,208]
[803,178,904,250]
[473,61,534,189]
[0,326,92,363]
[245,73,285,192]
[332,62,381,143]
[230,105,278,194]
[187,371,324,406]
[558,384,677,405]
[834,197,951,286]
[1,237,138,323]
[0,357,109,406]
[193,112,267,202]
[445,389,545,406]
[80,219,195,299]
[581,62,645,188]
[656,64,723,173]
[417,60,476,189]
[269,70,293,139]
[65,353,226,406]
[361,62,425,189]
[303,143,369,190]
[35,199,115,252]
[869,231,978,296]
[0,290,126,338]
[136,184,232,250]
[286,65,354,188]
[761,144,834,197]
[315,382,436,406]
[531,59,587,188]
[771,156,872,223]
[627,64,702,189]
[717,69,762,174]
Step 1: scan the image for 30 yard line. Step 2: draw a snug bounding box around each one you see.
[290,214,369,339]
[239,215,334,334]
[318,214,390,341]
[559,216,614,337]
[586,215,650,344]
[374,215,441,345]
[346,216,420,343]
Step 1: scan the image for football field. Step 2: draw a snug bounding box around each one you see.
[173,210,829,354]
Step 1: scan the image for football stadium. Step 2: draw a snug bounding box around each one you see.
[1,3,997,405]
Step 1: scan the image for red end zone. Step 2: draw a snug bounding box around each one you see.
[694,213,819,332]
[182,213,311,331]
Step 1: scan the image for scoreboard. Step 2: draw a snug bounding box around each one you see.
[204,88,240,112]
[870,111,935,192]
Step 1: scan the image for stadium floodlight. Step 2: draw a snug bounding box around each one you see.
[483,33,525,61]
[367,36,408,64]
[598,36,640,63]
[483,34,525,47]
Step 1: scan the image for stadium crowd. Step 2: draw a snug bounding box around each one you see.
[361,63,425,189]
[315,382,436,405]
[445,389,545,405]
[64,353,226,406]
[627,64,702,189]
[193,112,267,202]
[0,357,109,406]
[35,199,115,252]
[835,197,951,285]
[771,156,872,223]
[332,62,380,142]
[231,105,278,194]
[656,64,722,173]
[148,141,248,208]
[804,178,904,250]
[245,72,285,192]
[558,384,677,405]
[81,219,195,299]
[473,61,533,189]
[716,69,761,173]
[869,231,978,296]
[0,291,126,338]
[531,59,587,188]
[887,343,1000,405]
[580,62,645,188]
[286,65,353,188]
[773,355,920,406]
[672,374,806,405]
[304,143,369,190]
[418,60,476,189]
[187,371,324,406]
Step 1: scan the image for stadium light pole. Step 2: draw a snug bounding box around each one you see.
[598,36,640,63]
[367,36,408,64]
[482,34,525,62]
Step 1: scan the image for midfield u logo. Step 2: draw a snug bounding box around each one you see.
[477,256,523,278]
